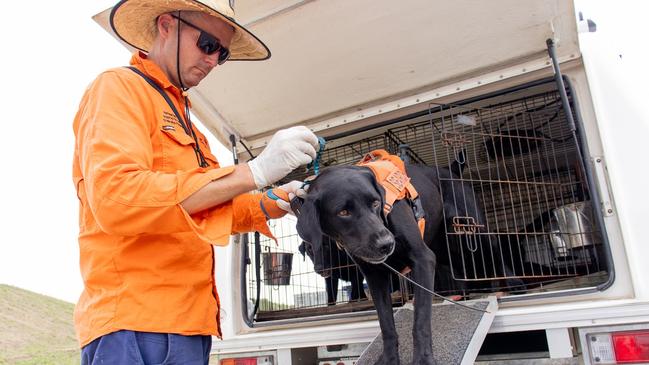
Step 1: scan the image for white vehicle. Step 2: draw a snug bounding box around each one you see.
[96,1,648,364]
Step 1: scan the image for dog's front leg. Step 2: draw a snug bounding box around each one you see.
[411,248,437,365]
[360,263,400,365]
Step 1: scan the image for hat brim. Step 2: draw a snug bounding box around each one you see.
[109,0,270,61]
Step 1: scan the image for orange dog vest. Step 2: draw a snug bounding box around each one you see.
[356,149,426,237]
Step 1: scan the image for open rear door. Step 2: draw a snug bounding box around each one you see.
[94,0,579,156]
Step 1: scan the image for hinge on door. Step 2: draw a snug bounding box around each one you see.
[592,156,614,217]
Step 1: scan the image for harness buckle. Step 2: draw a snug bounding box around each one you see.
[411,197,425,220]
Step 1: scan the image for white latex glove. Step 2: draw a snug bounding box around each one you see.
[275,180,309,215]
[248,126,319,189]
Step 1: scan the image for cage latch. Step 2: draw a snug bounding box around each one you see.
[452,216,484,234]
[452,216,485,252]
[441,131,468,148]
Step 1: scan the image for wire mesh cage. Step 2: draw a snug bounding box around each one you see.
[243,80,609,323]
[244,217,408,322]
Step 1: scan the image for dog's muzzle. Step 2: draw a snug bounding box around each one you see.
[365,242,396,264]
[356,233,396,264]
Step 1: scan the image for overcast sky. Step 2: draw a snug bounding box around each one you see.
[0,1,646,304]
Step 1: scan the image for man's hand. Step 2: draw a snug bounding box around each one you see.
[275,180,308,215]
[260,180,308,219]
[247,126,319,189]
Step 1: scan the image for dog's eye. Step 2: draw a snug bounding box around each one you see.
[338,209,351,217]
[372,200,381,209]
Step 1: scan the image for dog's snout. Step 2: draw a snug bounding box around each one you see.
[374,231,395,255]
[378,240,394,254]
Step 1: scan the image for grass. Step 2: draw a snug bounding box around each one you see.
[0,284,79,365]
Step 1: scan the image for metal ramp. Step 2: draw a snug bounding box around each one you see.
[357,296,498,365]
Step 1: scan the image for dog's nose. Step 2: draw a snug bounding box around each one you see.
[378,244,392,255]
[375,234,395,255]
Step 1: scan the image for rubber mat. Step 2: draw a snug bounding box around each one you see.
[356,296,498,365]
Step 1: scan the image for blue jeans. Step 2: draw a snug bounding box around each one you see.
[81,330,212,365]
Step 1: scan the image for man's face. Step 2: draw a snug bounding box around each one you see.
[163,12,235,88]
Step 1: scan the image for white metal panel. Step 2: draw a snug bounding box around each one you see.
[197,0,579,144]
[546,328,574,358]
[94,0,580,148]
[578,9,649,301]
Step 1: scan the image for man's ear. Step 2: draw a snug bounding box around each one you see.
[295,195,325,272]
[363,168,389,226]
[156,13,175,38]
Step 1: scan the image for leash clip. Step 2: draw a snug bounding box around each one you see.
[306,137,326,175]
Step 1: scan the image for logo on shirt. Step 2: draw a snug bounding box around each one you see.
[162,111,182,127]
[162,125,176,131]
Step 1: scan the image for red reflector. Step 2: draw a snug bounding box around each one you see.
[220,358,257,365]
[613,331,649,363]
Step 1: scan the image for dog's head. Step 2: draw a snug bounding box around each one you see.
[296,166,395,265]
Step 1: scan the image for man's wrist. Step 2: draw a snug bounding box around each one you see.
[246,160,267,189]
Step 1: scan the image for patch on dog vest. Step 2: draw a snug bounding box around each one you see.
[386,169,408,192]
[357,149,426,238]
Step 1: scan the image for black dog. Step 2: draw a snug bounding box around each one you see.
[296,160,522,365]
[296,164,446,365]
[298,238,368,305]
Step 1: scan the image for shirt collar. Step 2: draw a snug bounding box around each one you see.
[130,52,183,96]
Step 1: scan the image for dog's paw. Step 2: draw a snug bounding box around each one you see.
[412,353,436,365]
[374,353,400,365]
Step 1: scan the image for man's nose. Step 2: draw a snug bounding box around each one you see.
[203,52,220,69]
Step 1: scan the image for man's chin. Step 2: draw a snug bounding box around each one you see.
[184,71,207,88]
[183,78,201,88]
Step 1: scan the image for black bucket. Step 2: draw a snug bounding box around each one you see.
[262,251,293,286]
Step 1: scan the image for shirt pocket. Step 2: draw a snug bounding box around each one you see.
[159,126,200,170]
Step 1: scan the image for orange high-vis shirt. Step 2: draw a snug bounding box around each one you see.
[72,52,273,347]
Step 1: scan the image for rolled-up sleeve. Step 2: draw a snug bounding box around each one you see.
[179,192,276,245]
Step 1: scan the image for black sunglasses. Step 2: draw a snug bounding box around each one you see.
[171,15,231,65]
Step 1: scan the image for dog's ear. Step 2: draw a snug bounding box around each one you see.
[296,195,322,244]
[364,168,389,226]
[295,195,326,272]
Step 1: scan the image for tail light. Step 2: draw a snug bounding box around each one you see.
[588,330,649,364]
[612,331,649,363]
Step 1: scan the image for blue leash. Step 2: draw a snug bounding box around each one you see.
[289,137,325,216]
[266,136,325,203]
[307,136,326,176]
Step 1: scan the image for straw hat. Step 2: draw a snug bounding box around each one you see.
[109,0,270,61]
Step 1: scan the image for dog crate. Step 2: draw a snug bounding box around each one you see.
[241,77,611,324]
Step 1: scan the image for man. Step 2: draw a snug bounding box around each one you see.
[72,0,318,363]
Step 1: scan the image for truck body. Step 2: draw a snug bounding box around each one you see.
[95,1,649,363]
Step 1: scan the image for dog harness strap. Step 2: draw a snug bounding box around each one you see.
[357,149,426,238]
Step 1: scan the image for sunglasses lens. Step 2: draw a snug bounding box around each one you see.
[197,32,230,65]
[197,32,220,55]
[217,48,230,65]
